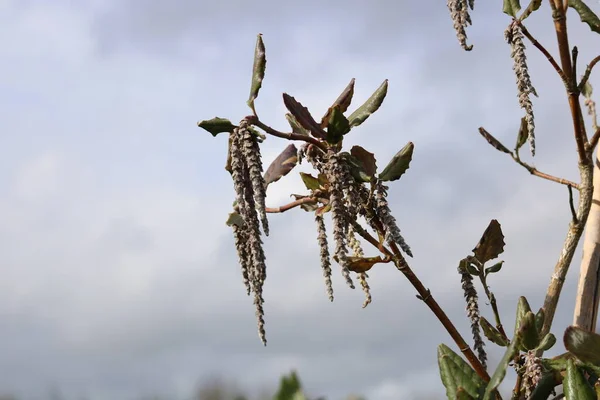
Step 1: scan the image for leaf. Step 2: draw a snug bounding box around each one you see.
[350,146,377,179]
[455,387,476,400]
[264,144,298,187]
[582,81,594,98]
[569,0,600,34]
[534,308,545,334]
[344,153,372,183]
[282,94,327,140]
[478,127,511,154]
[198,117,237,137]
[437,344,486,400]
[484,261,504,276]
[378,142,414,182]
[503,0,521,17]
[537,333,557,352]
[514,296,533,338]
[226,212,245,228]
[285,113,310,136]
[325,106,351,144]
[321,78,355,128]
[515,117,528,152]
[483,333,521,400]
[347,80,388,128]
[564,359,595,400]
[519,0,542,21]
[564,325,600,364]
[314,203,331,215]
[347,256,383,273]
[472,220,505,264]
[519,311,540,351]
[529,372,561,400]
[480,316,509,347]
[300,173,321,191]
[247,34,267,115]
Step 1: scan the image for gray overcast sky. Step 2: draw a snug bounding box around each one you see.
[2,0,600,399]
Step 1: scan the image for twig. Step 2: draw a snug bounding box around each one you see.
[589,127,600,151]
[579,55,600,92]
[248,116,327,151]
[571,46,578,85]
[512,154,580,189]
[265,197,320,213]
[568,185,578,223]
[518,22,569,87]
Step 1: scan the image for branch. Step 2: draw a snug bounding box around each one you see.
[265,197,321,213]
[518,22,569,87]
[248,116,327,151]
[579,55,600,92]
[512,154,580,189]
[590,127,600,151]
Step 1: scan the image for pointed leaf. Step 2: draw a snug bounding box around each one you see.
[264,144,298,187]
[519,0,542,21]
[326,106,350,144]
[503,0,521,17]
[286,113,310,136]
[198,117,237,137]
[483,333,521,400]
[514,296,533,338]
[564,325,600,364]
[478,127,511,154]
[485,261,504,276]
[519,311,540,351]
[247,34,266,115]
[378,142,414,182]
[347,256,383,273]
[348,80,388,128]
[534,307,545,334]
[515,117,528,152]
[480,316,509,347]
[345,153,372,183]
[564,359,595,399]
[300,172,321,191]
[569,0,600,34]
[321,78,355,128]
[437,344,486,399]
[537,333,557,352]
[472,220,505,264]
[282,94,327,139]
[350,146,377,179]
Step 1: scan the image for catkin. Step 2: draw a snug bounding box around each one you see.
[447,0,473,51]
[375,182,413,257]
[316,214,334,302]
[522,351,542,398]
[459,269,487,369]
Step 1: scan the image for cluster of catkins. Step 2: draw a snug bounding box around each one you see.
[229,118,269,345]
[302,143,412,308]
[447,0,474,51]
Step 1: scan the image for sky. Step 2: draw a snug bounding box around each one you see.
[1,0,600,399]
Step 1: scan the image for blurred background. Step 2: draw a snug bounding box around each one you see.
[1,0,600,399]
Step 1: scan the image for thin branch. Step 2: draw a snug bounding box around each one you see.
[265,197,319,213]
[248,116,327,151]
[518,22,569,87]
[512,154,580,189]
[579,55,600,92]
[568,185,578,223]
[590,126,600,150]
[571,46,579,85]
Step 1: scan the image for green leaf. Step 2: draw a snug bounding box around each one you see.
[564,359,595,400]
[534,307,545,334]
[564,325,600,364]
[480,316,509,347]
[285,113,310,136]
[484,261,504,276]
[478,127,511,154]
[569,0,600,34]
[264,144,298,187]
[514,296,533,339]
[282,94,327,139]
[437,344,486,399]
[465,261,481,276]
[519,0,542,21]
[344,153,371,183]
[455,387,476,400]
[198,117,237,137]
[519,311,540,351]
[483,333,521,400]
[247,34,266,115]
[529,372,561,400]
[300,172,321,191]
[503,0,521,17]
[275,371,303,400]
[378,142,414,182]
[226,212,245,228]
[536,333,557,352]
[326,106,350,144]
[515,117,528,152]
[347,80,388,128]
[350,146,377,179]
[321,78,355,128]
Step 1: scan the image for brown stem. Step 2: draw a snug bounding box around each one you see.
[265,197,320,213]
[248,116,327,151]
[512,154,580,189]
[579,55,600,92]
[518,22,568,87]
[589,127,600,151]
